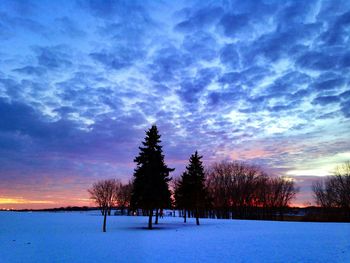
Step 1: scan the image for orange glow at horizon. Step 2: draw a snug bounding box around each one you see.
[0,198,91,210]
[0,193,92,210]
[0,195,311,210]
[0,197,55,204]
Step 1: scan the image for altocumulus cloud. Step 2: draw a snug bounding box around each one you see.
[0,0,349,207]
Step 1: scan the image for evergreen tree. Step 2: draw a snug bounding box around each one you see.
[187,151,207,225]
[131,125,174,229]
[176,151,207,225]
[174,171,191,223]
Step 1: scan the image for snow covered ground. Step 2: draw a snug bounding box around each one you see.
[0,211,349,263]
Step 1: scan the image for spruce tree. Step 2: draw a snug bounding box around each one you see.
[186,151,207,225]
[174,171,191,223]
[131,125,174,229]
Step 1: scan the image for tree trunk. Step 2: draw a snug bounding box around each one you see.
[103,209,107,232]
[196,208,200,225]
[148,209,153,229]
[184,209,187,223]
[155,208,159,224]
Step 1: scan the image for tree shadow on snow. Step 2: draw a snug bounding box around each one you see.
[124,222,208,231]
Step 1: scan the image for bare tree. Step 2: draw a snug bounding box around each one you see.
[206,162,239,219]
[334,161,350,211]
[265,177,298,218]
[206,161,298,219]
[313,161,350,220]
[116,181,133,215]
[206,161,262,219]
[88,179,119,232]
[312,181,334,207]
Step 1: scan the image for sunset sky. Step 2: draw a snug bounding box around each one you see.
[0,0,349,209]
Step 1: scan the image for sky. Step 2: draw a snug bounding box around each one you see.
[0,0,349,209]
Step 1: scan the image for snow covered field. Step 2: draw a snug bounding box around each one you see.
[0,212,349,263]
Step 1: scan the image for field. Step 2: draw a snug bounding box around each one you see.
[0,211,349,263]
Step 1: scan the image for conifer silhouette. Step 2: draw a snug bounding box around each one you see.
[131,125,174,229]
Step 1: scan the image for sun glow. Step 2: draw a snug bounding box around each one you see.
[0,197,55,205]
[286,152,350,177]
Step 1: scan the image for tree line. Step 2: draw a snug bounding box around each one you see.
[88,125,349,231]
[312,161,350,221]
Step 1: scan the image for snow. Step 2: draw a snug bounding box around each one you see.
[0,211,349,263]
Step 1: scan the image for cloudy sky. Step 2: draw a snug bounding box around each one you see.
[0,0,349,208]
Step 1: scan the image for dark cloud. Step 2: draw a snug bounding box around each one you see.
[174,6,224,32]
[222,0,278,21]
[340,90,350,100]
[339,52,350,68]
[0,78,19,98]
[291,89,312,100]
[313,76,345,91]
[218,72,243,85]
[13,66,46,76]
[240,66,272,87]
[340,99,350,118]
[35,46,72,69]
[246,23,321,64]
[55,17,86,38]
[264,71,312,97]
[0,11,47,38]
[278,71,311,86]
[177,67,220,104]
[78,0,121,19]
[90,51,131,70]
[53,106,76,117]
[150,45,194,82]
[182,31,217,61]
[317,111,339,120]
[312,95,340,106]
[0,130,26,151]
[276,1,315,31]
[296,51,340,71]
[218,13,250,38]
[0,0,37,16]
[0,98,75,139]
[268,101,301,112]
[55,72,124,114]
[0,97,147,165]
[322,11,350,45]
[220,44,240,69]
[79,0,153,31]
[206,89,244,109]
